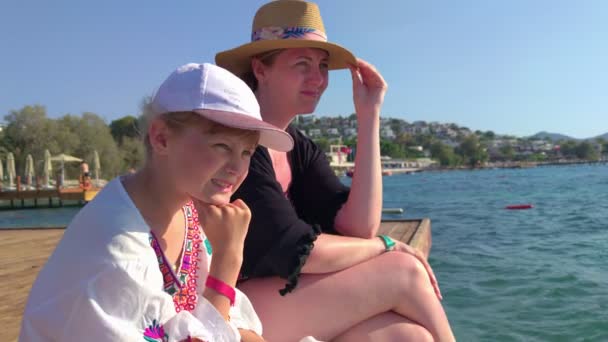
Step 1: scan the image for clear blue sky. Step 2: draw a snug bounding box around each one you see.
[1,0,606,138]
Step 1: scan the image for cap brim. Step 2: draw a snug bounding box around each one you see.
[194,109,294,152]
[216,39,356,77]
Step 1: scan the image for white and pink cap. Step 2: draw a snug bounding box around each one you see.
[151,63,294,152]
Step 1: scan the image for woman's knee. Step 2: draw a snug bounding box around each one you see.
[401,324,434,342]
[376,252,433,295]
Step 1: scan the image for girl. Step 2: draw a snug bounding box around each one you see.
[20,63,293,342]
[216,1,456,341]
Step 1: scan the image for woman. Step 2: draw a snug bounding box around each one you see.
[216,1,456,341]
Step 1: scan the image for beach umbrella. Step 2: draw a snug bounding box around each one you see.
[7,152,15,188]
[93,150,101,186]
[25,154,35,187]
[43,150,52,187]
[51,153,83,186]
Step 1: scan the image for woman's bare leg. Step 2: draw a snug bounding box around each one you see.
[239,252,455,341]
[332,312,433,342]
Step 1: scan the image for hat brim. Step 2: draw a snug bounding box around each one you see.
[194,109,294,152]
[216,39,356,78]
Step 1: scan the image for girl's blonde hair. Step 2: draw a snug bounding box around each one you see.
[138,99,259,155]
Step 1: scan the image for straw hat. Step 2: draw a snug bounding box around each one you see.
[215,0,356,77]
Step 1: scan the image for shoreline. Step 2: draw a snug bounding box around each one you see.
[427,158,608,172]
[332,158,608,177]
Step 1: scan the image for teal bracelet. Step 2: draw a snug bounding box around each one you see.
[378,235,396,252]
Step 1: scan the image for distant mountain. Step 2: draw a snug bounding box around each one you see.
[529,131,608,142]
[590,132,608,141]
[529,131,577,142]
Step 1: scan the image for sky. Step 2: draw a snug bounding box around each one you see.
[1,0,607,139]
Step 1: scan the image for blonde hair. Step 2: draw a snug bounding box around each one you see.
[138,102,260,155]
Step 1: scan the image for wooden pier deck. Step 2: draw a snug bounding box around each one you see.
[0,219,432,341]
[0,187,100,208]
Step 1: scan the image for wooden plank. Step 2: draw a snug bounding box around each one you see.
[0,190,58,201]
[379,219,432,260]
[0,229,64,342]
[0,219,432,341]
[407,218,432,260]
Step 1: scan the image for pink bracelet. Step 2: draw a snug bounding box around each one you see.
[205,275,236,306]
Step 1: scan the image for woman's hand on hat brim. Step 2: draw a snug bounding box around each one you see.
[349,58,388,121]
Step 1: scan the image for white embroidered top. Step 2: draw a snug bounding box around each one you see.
[20,177,262,342]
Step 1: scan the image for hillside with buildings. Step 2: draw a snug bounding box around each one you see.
[291,114,608,168]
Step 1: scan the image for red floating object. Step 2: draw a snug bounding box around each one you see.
[505,204,533,210]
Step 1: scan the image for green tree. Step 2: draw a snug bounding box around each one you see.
[594,138,607,156]
[313,137,330,153]
[430,142,461,166]
[531,153,547,162]
[558,140,578,158]
[396,133,414,146]
[456,135,488,167]
[389,119,402,136]
[380,140,405,158]
[110,115,140,144]
[57,112,122,178]
[413,134,434,149]
[575,141,599,160]
[120,136,146,170]
[499,145,516,160]
[482,130,495,140]
[1,105,60,175]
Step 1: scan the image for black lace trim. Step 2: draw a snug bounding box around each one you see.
[279,224,322,296]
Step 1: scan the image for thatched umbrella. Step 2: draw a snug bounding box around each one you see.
[25,154,35,188]
[51,153,83,186]
[93,150,101,186]
[43,150,53,187]
[7,152,16,188]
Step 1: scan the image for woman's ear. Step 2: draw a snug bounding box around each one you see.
[251,58,267,84]
[148,118,171,155]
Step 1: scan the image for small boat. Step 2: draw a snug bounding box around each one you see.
[346,169,393,177]
[382,208,404,214]
[505,204,533,210]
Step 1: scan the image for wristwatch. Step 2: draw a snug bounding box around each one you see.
[378,235,396,252]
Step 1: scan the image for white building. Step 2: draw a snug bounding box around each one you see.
[381,126,395,139]
[308,128,322,137]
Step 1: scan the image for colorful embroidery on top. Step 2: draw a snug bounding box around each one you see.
[150,201,203,313]
[204,238,212,255]
[143,319,168,342]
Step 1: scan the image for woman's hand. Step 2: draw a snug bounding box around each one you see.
[393,241,443,300]
[192,198,251,257]
[350,58,388,121]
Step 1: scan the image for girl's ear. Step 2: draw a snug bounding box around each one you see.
[148,118,171,155]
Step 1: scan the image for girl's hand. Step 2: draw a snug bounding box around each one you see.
[350,58,388,121]
[393,241,443,300]
[192,198,251,256]
[238,329,266,342]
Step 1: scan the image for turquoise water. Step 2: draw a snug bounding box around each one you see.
[0,205,81,228]
[2,164,607,341]
[380,164,608,341]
